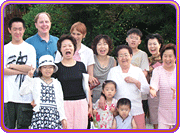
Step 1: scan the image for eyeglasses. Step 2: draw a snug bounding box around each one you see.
[118,54,130,58]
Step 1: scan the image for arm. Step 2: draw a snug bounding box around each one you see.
[132,118,137,129]
[98,93,106,110]
[4,68,27,75]
[87,64,99,84]
[19,65,35,95]
[7,64,32,73]
[113,58,117,67]
[124,76,141,90]
[111,118,117,129]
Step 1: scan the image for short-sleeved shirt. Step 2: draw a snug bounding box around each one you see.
[4,41,36,103]
[131,50,149,71]
[54,61,87,100]
[25,33,58,68]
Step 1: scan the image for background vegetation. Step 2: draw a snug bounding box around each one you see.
[8,4,176,56]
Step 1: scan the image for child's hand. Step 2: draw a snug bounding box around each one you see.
[61,119,67,129]
[110,104,116,113]
[28,65,35,78]
[31,100,36,108]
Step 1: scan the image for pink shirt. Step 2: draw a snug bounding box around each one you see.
[150,66,176,125]
[73,49,81,62]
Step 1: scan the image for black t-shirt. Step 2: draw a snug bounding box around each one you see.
[54,61,87,100]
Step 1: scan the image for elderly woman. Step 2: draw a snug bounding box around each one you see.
[91,34,116,103]
[150,43,176,129]
[54,34,92,129]
[105,45,149,129]
[145,33,164,129]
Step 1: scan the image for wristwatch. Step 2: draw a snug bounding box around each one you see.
[7,64,10,68]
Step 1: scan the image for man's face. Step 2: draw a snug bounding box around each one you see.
[8,22,25,44]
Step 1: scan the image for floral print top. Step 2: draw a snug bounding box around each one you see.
[147,54,162,83]
[93,98,117,129]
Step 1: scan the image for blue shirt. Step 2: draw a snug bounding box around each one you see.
[25,33,58,68]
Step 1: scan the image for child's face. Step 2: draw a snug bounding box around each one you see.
[126,33,141,49]
[117,105,131,120]
[102,83,116,100]
[40,65,54,78]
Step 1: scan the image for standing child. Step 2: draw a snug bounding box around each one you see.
[126,28,149,120]
[112,98,137,129]
[93,80,117,129]
[20,55,67,129]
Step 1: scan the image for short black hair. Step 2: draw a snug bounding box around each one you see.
[57,34,77,56]
[145,33,164,50]
[115,45,133,57]
[127,28,142,38]
[8,17,25,29]
[117,98,131,109]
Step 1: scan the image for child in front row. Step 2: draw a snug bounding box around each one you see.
[93,80,117,129]
[112,98,137,129]
[20,55,67,129]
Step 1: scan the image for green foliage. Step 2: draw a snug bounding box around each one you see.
[20,4,176,56]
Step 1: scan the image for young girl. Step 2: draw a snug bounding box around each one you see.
[112,98,137,129]
[20,55,67,129]
[93,80,117,129]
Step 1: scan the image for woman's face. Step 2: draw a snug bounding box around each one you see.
[148,38,161,56]
[117,48,132,67]
[60,39,75,59]
[162,49,176,69]
[96,38,109,56]
[71,28,85,45]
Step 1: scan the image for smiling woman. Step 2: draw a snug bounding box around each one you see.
[149,43,176,129]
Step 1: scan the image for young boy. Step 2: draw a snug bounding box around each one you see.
[4,17,36,129]
[112,98,137,129]
[126,28,149,120]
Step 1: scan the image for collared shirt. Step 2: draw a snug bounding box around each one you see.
[107,64,150,116]
[55,43,95,70]
[25,33,58,68]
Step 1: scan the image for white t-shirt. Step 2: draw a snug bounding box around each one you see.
[107,65,149,116]
[4,41,36,103]
[55,43,95,70]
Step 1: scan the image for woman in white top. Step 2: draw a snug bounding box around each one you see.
[55,22,95,84]
[101,45,149,129]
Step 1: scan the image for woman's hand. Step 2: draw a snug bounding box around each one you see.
[171,87,176,101]
[149,86,157,98]
[61,119,67,129]
[28,65,36,78]
[124,76,141,89]
[98,95,106,110]
[88,105,93,119]
[89,75,99,87]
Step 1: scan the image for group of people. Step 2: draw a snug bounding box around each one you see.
[4,12,176,130]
